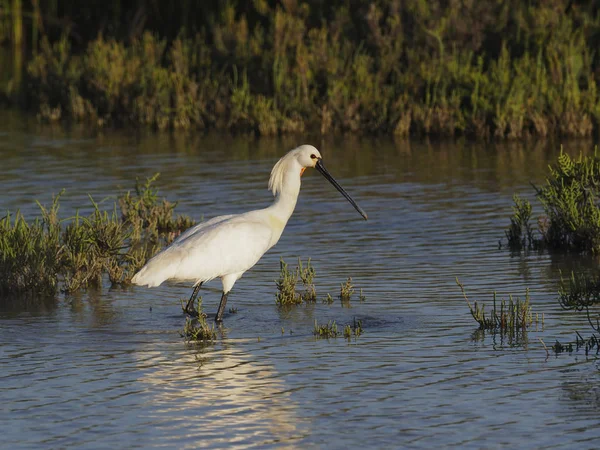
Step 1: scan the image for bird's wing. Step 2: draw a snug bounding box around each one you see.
[173,214,236,243]
[172,215,274,281]
[133,213,273,286]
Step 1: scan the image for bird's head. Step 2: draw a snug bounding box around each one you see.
[294,145,322,175]
[269,144,367,220]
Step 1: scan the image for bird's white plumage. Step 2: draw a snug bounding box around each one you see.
[131,145,322,294]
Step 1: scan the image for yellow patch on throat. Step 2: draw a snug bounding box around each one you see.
[300,167,306,176]
[268,214,286,232]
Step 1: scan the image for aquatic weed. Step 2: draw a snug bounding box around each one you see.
[456,278,542,332]
[298,258,316,302]
[340,277,354,301]
[322,293,334,304]
[359,288,366,302]
[180,296,216,343]
[0,197,61,297]
[275,257,317,306]
[275,258,301,306]
[0,175,195,299]
[505,150,600,254]
[343,318,363,340]
[119,172,195,244]
[552,331,600,356]
[313,319,339,338]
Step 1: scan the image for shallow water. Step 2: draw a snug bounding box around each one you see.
[1,110,600,448]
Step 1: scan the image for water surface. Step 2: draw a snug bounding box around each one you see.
[1,111,600,448]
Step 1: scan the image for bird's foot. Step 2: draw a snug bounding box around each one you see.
[183,307,207,319]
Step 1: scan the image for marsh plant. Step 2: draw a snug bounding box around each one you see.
[552,332,600,356]
[314,318,364,340]
[275,258,300,306]
[275,257,317,306]
[313,319,339,339]
[180,296,216,343]
[556,272,600,352]
[119,173,195,244]
[0,200,61,296]
[339,277,355,307]
[298,258,316,302]
[343,318,363,340]
[456,278,542,332]
[323,293,334,305]
[8,2,600,138]
[505,151,600,254]
[0,174,194,299]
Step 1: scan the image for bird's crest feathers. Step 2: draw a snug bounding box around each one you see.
[268,148,298,196]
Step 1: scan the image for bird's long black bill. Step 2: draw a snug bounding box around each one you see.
[315,160,368,220]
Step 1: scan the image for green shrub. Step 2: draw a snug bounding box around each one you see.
[506,150,600,254]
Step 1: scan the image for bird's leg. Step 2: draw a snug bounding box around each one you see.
[215,292,229,323]
[183,282,203,317]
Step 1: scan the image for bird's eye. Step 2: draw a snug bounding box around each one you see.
[310,154,317,159]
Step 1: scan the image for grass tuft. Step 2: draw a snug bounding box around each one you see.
[313,319,339,338]
[275,257,317,306]
[456,278,542,332]
[343,318,363,340]
[180,296,216,343]
[0,174,194,300]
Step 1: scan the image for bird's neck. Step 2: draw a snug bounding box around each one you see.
[267,169,301,224]
[270,190,298,220]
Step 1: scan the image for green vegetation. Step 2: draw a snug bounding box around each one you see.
[339,277,354,303]
[552,332,600,355]
[313,319,339,338]
[552,272,600,355]
[314,317,363,340]
[0,203,61,296]
[275,257,317,306]
[0,173,193,298]
[181,296,217,343]
[503,149,600,353]
[506,151,600,254]
[322,293,334,305]
[456,278,542,333]
[3,1,600,137]
[343,318,363,340]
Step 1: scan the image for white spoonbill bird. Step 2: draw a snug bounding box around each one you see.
[131,145,367,322]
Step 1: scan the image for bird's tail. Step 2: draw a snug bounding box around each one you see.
[131,251,179,287]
